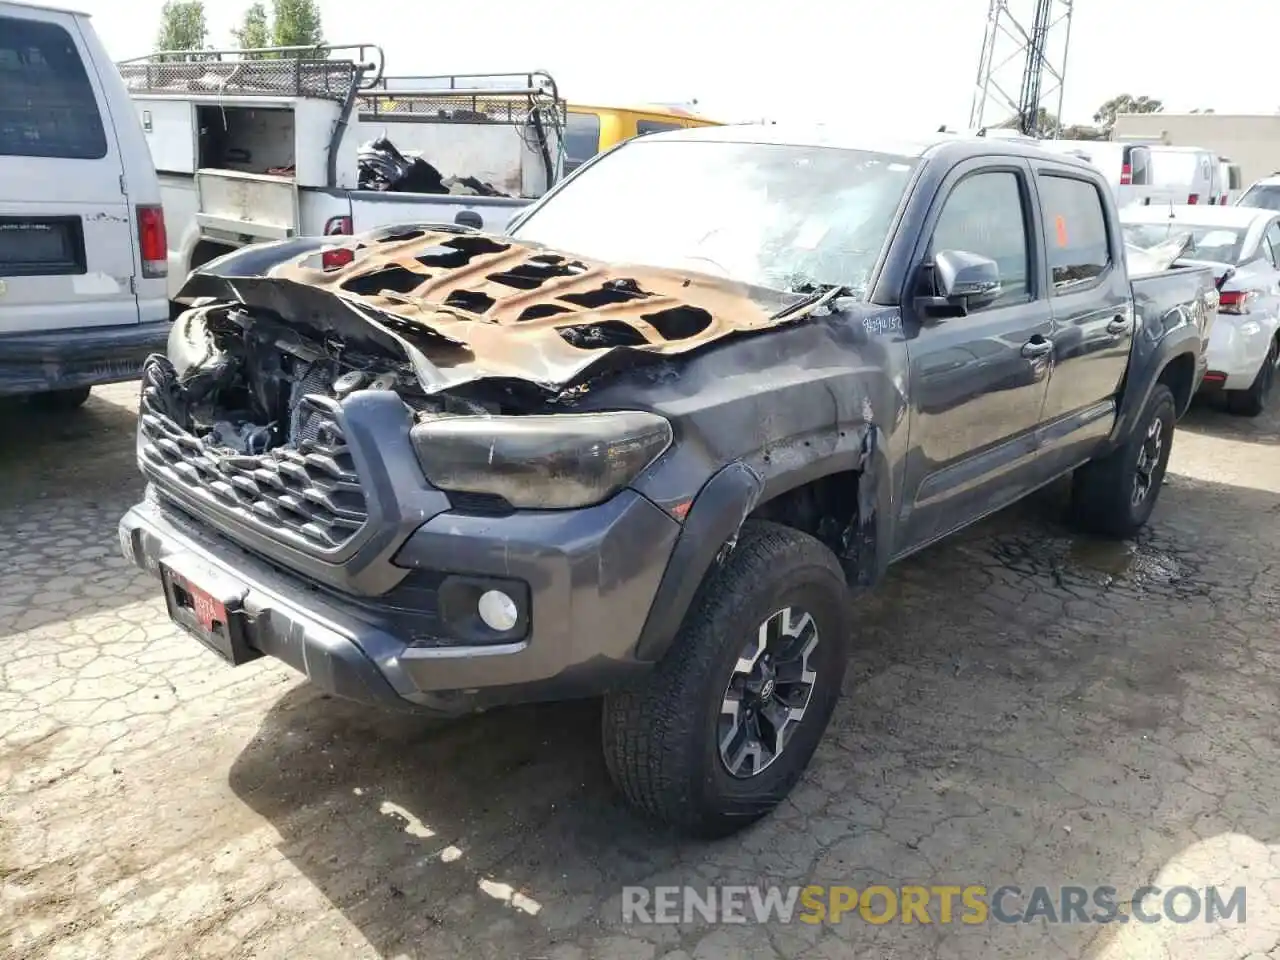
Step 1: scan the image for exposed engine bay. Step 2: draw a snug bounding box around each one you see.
[154,304,488,457]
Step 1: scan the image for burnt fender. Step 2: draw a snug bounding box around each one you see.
[632,461,765,662]
[842,426,895,589]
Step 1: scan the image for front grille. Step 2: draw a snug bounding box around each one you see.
[138,359,369,552]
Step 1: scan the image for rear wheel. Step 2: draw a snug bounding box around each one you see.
[1070,384,1176,538]
[602,521,851,837]
[1225,338,1277,417]
[28,387,91,411]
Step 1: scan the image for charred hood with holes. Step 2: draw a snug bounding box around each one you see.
[172,224,805,399]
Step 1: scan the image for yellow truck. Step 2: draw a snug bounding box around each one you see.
[563,103,721,173]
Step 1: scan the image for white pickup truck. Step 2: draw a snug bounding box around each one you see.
[115,46,564,299]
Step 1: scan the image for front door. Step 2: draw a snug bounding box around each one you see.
[898,161,1055,554]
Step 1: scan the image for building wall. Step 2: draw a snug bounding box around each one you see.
[1112,113,1280,188]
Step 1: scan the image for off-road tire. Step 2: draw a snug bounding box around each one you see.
[602,521,852,837]
[1070,383,1176,538]
[29,387,91,411]
[1225,337,1277,417]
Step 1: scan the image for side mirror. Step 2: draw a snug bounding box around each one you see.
[917,250,1002,317]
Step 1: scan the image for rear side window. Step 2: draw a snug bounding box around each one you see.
[1265,222,1280,266]
[563,111,600,174]
[1124,146,1151,185]
[1240,184,1280,212]
[0,17,107,160]
[1038,174,1112,291]
[1228,166,1242,190]
[636,119,683,135]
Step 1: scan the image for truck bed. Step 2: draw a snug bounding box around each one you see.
[1130,262,1218,372]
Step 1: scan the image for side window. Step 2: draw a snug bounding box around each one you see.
[1265,222,1280,266]
[562,111,601,174]
[635,119,683,136]
[0,16,107,159]
[930,170,1030,309]
[1127,147,1151,186]
[1037,174,1112,291]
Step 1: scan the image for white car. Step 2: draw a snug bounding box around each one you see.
[1123,205,1280,416]
[1238,174,1280,213]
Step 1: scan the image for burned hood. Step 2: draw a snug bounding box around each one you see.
[176,225,808,394]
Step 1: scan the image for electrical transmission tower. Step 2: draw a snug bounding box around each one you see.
[970,0,1075,137]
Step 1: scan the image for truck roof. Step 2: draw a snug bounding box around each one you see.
[642,123,1099,171]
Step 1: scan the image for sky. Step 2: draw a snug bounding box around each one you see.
[77,0,1280,131]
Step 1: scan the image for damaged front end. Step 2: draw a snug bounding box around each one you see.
[140,225,809,556]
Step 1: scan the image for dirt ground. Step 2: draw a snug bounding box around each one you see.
[1,381,1277,960]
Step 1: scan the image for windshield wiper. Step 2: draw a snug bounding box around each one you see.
[771,283,852,320]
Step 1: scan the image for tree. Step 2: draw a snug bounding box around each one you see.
[1060,123,1106,141]
[233,2,270,52]
[996,106,1059,138]
[271,0,324,49]
[155,0,207,55]
[1093,94,1163,133]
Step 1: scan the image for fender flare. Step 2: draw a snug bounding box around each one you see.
[1110,326,1201,447]
[633,461,765,662]
[632,427,896,663]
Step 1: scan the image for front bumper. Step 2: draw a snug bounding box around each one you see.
[1200,316,1275,391]
[0,320,171,396]
[120,487,680,714]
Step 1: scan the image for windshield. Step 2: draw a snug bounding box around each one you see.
[1122,222,1246,264]
[1239,184,1280,212]
[510,139,918,295]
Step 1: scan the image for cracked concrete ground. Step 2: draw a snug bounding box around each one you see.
[1,382,1277,960]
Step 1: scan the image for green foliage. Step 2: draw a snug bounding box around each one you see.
[155,0,207,56]
[233,2,270,51]
[1093,95,1164,132]
[271,0,324,49]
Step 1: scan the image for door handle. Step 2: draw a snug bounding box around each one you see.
[1106,316,1133,335]
[1021,338,1053,358]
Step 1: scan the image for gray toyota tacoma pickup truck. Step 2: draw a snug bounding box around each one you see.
[119,127,1217,836]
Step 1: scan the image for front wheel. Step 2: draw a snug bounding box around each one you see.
[1069,383,1176,538]
[602,521,851,837]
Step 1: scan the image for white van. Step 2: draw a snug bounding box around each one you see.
[1147,145,1222,206]
[1036,140,1161,208]
[1219,158,1244,206]
[0,1,169,410]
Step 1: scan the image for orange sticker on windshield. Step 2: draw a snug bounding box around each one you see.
[1055,214,1068,247]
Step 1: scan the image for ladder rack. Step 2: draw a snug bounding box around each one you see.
[116,44,386,101]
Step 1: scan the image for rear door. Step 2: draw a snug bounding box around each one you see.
[0,7,138,332]
[1119,144,1153,207]
[1149,148,1197,206]
[1034,163,1133,468]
